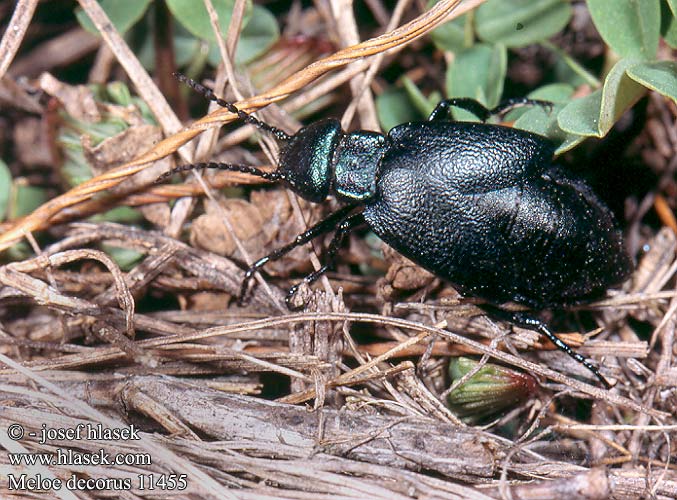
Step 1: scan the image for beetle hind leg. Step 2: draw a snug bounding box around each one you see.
[480,304,612,389]
[428,98,552,122]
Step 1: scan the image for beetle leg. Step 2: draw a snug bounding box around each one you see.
[239,205,356,305]
[429,99,493,122]
[480,305,612,388]
[489,98,553,117]
[285,213,365,309]
[428,98,553,122]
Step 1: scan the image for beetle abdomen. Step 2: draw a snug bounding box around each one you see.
[364,125,632,308]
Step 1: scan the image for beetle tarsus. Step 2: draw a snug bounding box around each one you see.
[481,304,613,389]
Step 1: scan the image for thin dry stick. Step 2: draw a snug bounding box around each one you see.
[77,0,184,137]
[340,0,486,127]
[163,0,242,238]
[555,423,677,432]
[331,0,380,130]
[4,249,135,338]
[279,329,435,404]
[168,0,285,310]
[0,0,39,78]
[0,351,236,500]
[0,311,666,418]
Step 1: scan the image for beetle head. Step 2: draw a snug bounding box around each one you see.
[277,119,343,203]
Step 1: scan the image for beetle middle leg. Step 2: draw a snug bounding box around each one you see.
[428,98,552,122]
[479,304,612,388]
[239,205,358,305]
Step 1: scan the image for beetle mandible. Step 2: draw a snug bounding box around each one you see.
[163,74,633,388]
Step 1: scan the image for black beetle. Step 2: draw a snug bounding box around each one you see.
[163,74,633,388]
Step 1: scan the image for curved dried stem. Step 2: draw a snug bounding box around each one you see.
[0,0,465,251]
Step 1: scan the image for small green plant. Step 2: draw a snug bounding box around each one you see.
[380,0,676,153]
[76,0,279,70]
[447,357,537,422]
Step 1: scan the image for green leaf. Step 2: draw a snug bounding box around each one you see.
[104,82,133,106]
[475,0,572,47]
[0,160,11,221]
[599,58,647,135]
[376,89,424,131]
[588,0,661,59]
[446,43,507,120]
[510,84,583,153]
[627,60,677,102]
[558,89,603,137]
[61,149,93,187]
[555,134,588,154]
[4,241,32,262]
[431,13,471,53]
[167,0,252,43]
[76,0,151,35]
[91,206,144,224]
[136,22,207,71]
[234,5,279,64]
[402,77,437,117]
[10,183,46,219]
[172,36,206,69]
[542,40,601,87]
[101,244,143,271]
[661,0,677,48]
[558,58,648,138]
[667,0,677,15]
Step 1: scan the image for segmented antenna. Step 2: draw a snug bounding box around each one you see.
[173,72,290,141]
[155,162,284,184]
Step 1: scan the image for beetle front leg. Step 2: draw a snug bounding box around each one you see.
[429,98,552,122]
[285,213,365,309]
[239,205,356,305]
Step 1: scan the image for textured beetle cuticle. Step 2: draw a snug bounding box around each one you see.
[164,73,633,388]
